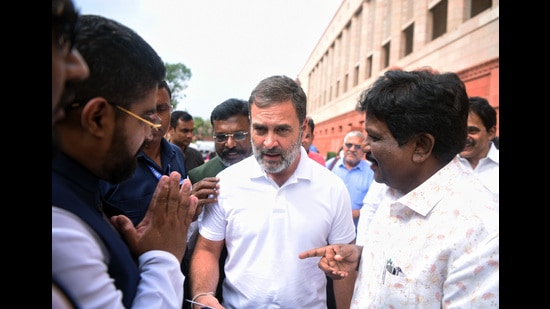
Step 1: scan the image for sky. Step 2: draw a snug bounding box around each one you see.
[73,0,343,119]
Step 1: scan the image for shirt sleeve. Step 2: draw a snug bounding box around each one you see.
[135,251,184,308]
[52,207,184,309]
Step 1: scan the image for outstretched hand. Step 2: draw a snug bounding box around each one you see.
[298,244,363,279]
[110,171,198,262]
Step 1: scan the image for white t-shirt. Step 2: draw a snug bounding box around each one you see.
[199,147,356,308]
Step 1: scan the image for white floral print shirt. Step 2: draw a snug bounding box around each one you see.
[352,157,499,308]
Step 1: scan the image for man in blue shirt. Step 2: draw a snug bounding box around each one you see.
[329,130,375,228]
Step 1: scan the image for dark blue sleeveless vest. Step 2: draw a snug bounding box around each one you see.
[52,152,140,307]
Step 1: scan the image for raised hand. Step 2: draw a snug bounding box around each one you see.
[111,171,199,262]
[190,176,219,221]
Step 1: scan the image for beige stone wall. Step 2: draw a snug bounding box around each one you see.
[299,0,499,158]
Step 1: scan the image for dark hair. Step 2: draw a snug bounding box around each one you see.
[468,96,496,133]
[170,110,194,128]
[52,0,78,50]
[306,117,315,132]
[158,80,172,100]
[491,136,499,149]
[249,75,307,125]
[210,98,249,126]
[356,69,469,164]
[72,15,166,110]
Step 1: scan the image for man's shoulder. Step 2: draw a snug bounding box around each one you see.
[308,151,326,165]
[307,156,345,180]
[187,147,205,161]
[189,147,202,155]
[188,157,224,182]
[358,159,374,172]
[218,156,254,176]
[188,163,206,183]
[167,140,184,155]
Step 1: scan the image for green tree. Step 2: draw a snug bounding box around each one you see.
[165,62,192,110]
[192,116,213,141]
[164,62,213,141]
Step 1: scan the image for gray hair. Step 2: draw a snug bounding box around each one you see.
[344,130,366,143]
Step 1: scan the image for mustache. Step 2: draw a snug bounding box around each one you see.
[221,148,247,156]
[260,148,283,156]
[365,152,377,164]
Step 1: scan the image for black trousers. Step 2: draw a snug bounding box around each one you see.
[326,276,336,309]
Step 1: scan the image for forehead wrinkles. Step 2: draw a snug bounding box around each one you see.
[251,102,297,127]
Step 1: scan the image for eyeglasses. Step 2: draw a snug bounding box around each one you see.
[110,103,161,131]
[344,143,362,151]
[213,132,249,143]
[66,101,161,131]
[52,0,79,50]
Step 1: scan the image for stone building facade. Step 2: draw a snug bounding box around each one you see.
[298,0,499,159]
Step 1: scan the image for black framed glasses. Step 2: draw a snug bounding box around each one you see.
[213,132,249,143]
[66,101,161,131]
[52,0,79,50]
[344,143,362,151]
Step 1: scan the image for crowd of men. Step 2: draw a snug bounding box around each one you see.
[52,1,499,307]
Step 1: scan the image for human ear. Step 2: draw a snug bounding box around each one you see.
[80,98,114,139]
[300,118,308,134]
[411,133,434,163]
[487,126,497,140]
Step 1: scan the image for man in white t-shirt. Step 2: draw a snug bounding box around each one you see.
[189,75,356,309]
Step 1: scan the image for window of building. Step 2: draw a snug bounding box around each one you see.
[344,74,349,93]
[403,23,414,57]
[365,55,372,79]
[431,0,448,40]
[471,0,491,18]
[354,65,359,86]
[382,42,391,69]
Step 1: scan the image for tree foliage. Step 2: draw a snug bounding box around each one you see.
[193,117,213,140]
[165,62,192,110]
[164,62,213,140]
